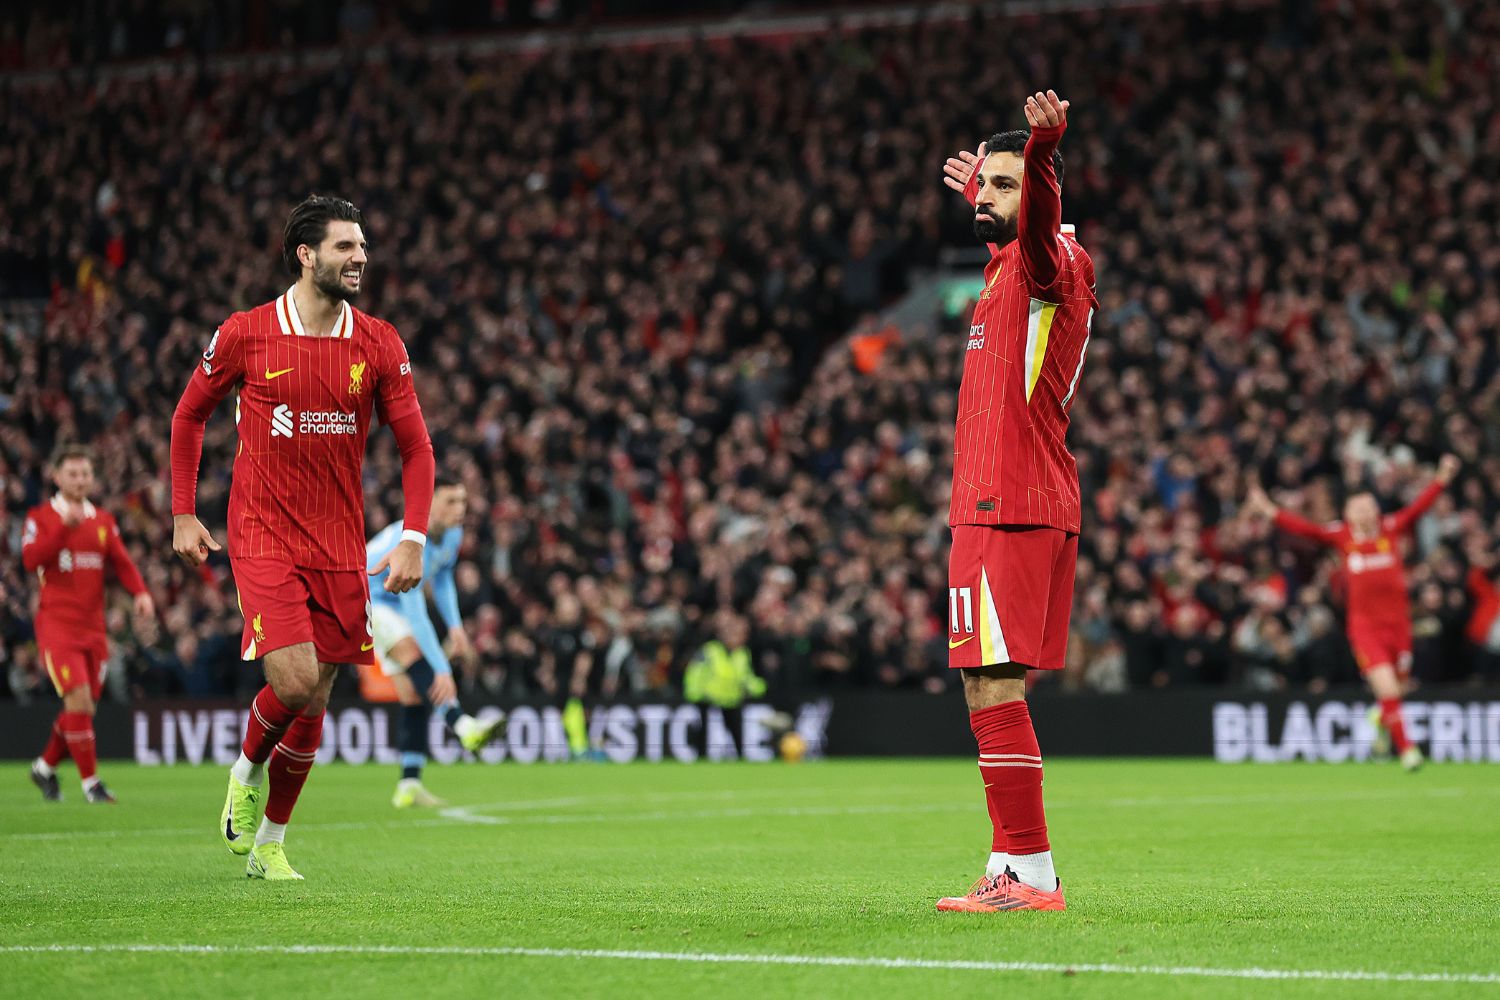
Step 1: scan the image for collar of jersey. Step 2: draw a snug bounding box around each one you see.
[51,494,97,520]
[277,285,353,339]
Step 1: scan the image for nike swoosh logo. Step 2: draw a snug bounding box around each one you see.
[949,636,975,649]
[265,367,295,380]
[361,642,375,651]
[225,815,240,841]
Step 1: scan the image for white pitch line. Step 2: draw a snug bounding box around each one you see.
[1,943,1496,985]
[435,801,968,826]
[5,786,1485,842]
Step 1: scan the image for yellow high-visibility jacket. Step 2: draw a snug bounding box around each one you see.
[683,641,766,708]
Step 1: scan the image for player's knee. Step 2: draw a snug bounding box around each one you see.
[270,669,321,711]
[961,663,1028,711]
[63,689,95,714]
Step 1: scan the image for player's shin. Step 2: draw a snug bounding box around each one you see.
[982,786,1012,877]
[972,700,1055,891]
[398,703,428,781]
[409,655,480,740]
[60,711,99,786]
[39,715,69,771]
[1379,697,1414,755]
[261,710,324,843]
[242,685,299,767]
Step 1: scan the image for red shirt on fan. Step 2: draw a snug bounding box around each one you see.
[955,122,1098,532]
[170,286,423,570]
[1272,481,1444,638]
[22,496,147,640]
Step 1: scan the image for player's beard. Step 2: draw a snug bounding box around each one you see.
[312,256,360,303]
[973,209,1017,244]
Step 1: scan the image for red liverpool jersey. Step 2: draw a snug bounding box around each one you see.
[22,495,146,639]
[1273,480,1444,636]
[954,122,1098,532]
[172,286,422,570]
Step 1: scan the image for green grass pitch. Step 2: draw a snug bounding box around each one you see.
[2,758,1497,998]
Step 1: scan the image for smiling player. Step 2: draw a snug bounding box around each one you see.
[170,194,436,880]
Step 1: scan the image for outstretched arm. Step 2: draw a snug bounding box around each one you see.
[1271,509,1342,547]
[1247,485,1340,547]
[1018,90,1068,292]
[1388,455,1459,536]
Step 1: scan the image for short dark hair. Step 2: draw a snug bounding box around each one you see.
[50,442,95,469]
[987,130,1065,185]
[282,195,365,277]
[435,476,463,492]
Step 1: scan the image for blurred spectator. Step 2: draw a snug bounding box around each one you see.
[4,1,1500,701]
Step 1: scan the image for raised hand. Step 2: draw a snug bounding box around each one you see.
[1024,90,1070,129]
[942,140,987,196]
[1437,453,1461,484]
[1245,485,1277,520]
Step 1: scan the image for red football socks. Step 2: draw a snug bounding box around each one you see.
[971,701,1050,856]
[264,711,324,825]
[242,686,298,763]
[59,711,97,781]
[41,715,69,768]
[1379,697,1413,754]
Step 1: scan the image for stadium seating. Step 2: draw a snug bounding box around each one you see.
[3,0,1499,701]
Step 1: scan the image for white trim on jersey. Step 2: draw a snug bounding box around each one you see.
[51,494,97,520]
[276,285,353,339]
[1059,307,1094,410]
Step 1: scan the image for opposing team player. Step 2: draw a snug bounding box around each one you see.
[367,477,505,808]
[934,90,1096,913]
[23,443,155,803]
[1246,454,1460,771]
[171,195,435,879]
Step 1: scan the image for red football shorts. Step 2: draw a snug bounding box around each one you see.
[36,626,107,699]
[948,525,1078,670]
[1348,625,1412,680]
[232,558,374,666]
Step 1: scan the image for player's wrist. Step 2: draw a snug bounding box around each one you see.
[400,529,426,547]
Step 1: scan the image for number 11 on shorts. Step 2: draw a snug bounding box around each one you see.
[950,587,974,634]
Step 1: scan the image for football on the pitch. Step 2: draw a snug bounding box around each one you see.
[779,732,807,763]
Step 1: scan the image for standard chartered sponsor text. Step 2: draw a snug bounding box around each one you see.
[299,410,358,434]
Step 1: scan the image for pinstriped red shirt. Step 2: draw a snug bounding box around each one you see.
[952,123,1098,532]
[174,287,421,570]
[22,496,147,640]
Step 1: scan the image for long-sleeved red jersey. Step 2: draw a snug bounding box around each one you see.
[955,123,1098,532]
[22,495,147,640]
[1273,480,1445,638]
[170,286,434,571]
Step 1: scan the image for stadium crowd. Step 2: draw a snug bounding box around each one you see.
[4,0,1500,706]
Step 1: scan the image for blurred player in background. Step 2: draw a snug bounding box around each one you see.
[367,477,505,808]
[22,443,155,803]
[1246,454,1460,771]
[171,195,435,880]
[934,90,1096,913]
